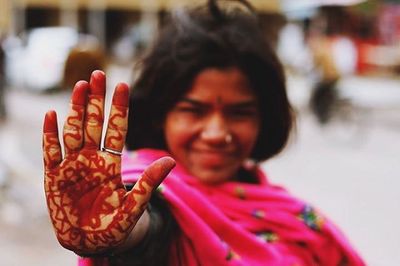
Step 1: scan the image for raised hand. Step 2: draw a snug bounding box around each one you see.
[42,71,175,255]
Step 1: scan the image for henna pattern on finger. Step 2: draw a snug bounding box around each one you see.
[105,105,128,151]
[63,104,85,153]
[84,95,104,147]
[124,178,153,216]
[43,132,62,169]
[43,111,62,169]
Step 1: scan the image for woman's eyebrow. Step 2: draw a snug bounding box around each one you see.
[178,98,208,107]
[178,98,258,108]
[227,101,258,109]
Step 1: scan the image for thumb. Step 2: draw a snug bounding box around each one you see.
[122,156,176,213]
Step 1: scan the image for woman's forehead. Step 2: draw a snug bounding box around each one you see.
[184,67,256,102]
[193,67,250,86]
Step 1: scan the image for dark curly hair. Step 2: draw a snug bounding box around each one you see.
[125,0,294,162]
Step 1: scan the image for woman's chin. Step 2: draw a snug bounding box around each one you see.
[190,167,236,185]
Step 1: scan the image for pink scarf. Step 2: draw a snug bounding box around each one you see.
[79,149,365,266]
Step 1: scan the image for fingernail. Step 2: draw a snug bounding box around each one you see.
[159,157,176,171]
[112,83,129,107]
[90,70,106,95]
[43,110,58,133]
[71,81,89,105]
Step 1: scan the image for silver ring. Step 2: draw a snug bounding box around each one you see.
[225,134,233,144]
[102,147,122,156]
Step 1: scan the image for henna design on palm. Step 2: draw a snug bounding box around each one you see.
[42,71,175,255]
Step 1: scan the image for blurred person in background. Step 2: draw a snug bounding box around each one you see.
[277,21,314,76]
[42,0,365,265]
[0,34,6,121]
[62,35,106,91]
[306,6,357,124]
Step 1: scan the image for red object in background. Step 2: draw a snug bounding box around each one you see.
[353,3,400,75]
[353,38,379,74]
[378,4,400,45]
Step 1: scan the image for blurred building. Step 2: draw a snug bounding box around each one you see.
[1,0,399,91]
[1,0,285,49]
[277,0,400,76]
[0,0,288,92]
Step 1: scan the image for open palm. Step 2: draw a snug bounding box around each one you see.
[42,71,174,255]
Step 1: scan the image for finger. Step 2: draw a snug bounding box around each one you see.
[43,110,62,170]
[123,157,176,214]
[83,70,106,149]
[63,81,89,155]
[103,83,129,152]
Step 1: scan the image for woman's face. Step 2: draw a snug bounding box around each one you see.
[164,67,260,184]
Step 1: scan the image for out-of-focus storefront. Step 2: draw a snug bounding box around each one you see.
[279,0,400,77]
[0,0,287,92]
[2,0,399,91]
[0,0,11,36]
[2,0,282,47]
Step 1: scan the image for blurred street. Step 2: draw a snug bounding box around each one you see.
[0,70,399,265]
[266,75,400,266]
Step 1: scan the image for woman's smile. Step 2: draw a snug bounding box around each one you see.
[191,148,235,166]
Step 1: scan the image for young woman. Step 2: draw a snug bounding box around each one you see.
[42,1,365,265]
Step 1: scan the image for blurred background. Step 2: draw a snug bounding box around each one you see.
[0,0,399,265]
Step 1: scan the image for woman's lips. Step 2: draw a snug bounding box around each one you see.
[191,149,234,166]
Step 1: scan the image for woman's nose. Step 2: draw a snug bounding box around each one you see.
[200,114,230,144]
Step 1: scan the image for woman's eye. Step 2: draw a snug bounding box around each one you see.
[228,109,258,118]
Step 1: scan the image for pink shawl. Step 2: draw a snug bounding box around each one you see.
[79,149,365,266]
